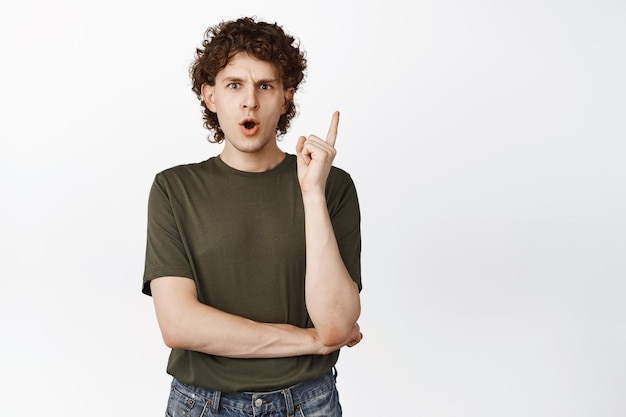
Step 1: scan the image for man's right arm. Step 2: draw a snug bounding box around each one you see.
[150,276,358,358]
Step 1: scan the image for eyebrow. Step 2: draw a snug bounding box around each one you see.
[221,76,278,85]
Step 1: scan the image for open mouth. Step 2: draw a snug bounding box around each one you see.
[240,119,260,136]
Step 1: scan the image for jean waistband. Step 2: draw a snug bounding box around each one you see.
[170,369,337,416]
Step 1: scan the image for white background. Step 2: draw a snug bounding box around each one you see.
[1,0,625,416]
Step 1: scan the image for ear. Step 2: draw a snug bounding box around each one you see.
[281,87,295,114]
[201,84,217,112]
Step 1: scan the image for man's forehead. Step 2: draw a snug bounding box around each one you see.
[219,52,280,79]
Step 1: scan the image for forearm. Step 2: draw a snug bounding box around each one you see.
[151,277,330,358]
[302,192,361,346]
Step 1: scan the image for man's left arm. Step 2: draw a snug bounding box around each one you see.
[296,111,363,347]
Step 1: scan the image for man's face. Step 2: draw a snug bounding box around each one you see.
[202,52,294,156]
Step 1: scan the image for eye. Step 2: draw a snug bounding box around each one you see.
[260,83,272,90]
[227,82,240,89]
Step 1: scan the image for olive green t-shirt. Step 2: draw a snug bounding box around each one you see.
[143,153,361,392]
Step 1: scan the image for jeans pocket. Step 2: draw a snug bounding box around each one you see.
[166,384,199,417]
[297,385,342,417]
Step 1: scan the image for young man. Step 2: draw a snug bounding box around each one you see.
[143,17,363,416]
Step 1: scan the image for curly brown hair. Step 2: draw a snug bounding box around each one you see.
[190,17,307,143]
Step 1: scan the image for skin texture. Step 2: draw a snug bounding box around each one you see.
[150,52,362,358]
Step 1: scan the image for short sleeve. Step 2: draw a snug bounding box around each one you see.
[142,173,194,296]
[326,169,362,292]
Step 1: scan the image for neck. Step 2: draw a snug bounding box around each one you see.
[220,142,286,172]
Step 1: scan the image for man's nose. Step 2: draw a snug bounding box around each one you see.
[241,87,259,109]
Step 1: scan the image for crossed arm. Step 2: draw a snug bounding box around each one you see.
[151,111,362,358]
[151,274,360,358]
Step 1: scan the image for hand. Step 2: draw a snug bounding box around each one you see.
[296,111,339,194]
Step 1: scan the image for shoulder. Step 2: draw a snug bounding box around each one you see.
[329,165,353,182]
[148,158,219,203]
[156,157,216,179]
[153,157,218,187]
[327,164,357,192]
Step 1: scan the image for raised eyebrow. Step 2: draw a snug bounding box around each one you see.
[256,78,278,86]
[222,77,244,84]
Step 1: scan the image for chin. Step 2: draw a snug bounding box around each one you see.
[234,138,273,154]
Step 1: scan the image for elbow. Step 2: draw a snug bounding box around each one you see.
[162,334,182,350]
[318,324,354,347]
[315,306,361,347]
[159,322,190,350]
[161,329,183,349]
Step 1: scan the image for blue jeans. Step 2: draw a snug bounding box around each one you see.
[165,370,342,417]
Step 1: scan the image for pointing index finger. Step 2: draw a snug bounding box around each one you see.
[325,111,340,147]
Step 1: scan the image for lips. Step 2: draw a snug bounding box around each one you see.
[240,118,260,136]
